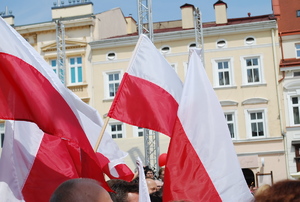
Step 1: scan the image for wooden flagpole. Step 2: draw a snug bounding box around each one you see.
[94,116,110,152]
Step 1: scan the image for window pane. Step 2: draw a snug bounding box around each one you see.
[246,59,252,66]
[111,125,116,132]
[228,124,234,138]
[253,58,258,66]
[117,133,122,138]
[112,134,116,139]
[224,72,229,85]
[218,62,223,69]
[247,69,253,82]
[219,72,224,85]
[250,113,256,120]
[109,84,115,96]
[114,73,119,80]
[109,74,114,81]
[1,133,4,148]
[254,68,260,82]
[71,67,75,83]
[258,122,264,136]
[224,62,228,69]
[117,124,122,131]
[70,58,75,65]
[257,112,262,119]
[227,114,232,121]
[292,97,298,104]
[77,67,82,82]
[77,57,82,64]
[251,123,257,136]
[115,83,120,92]
[51,60,56,66]
[293,107,300,124]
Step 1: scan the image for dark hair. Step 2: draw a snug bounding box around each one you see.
[255,179,300,202]
[107,179,139,202]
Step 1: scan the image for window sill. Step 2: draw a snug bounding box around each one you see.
[241,83,267,88]
[103,98,114,102]
[214,85,237,90]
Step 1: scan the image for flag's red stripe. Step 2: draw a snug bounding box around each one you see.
[163,118,222,202]
[108,73,179,137]
[22,134,80,201]
[0,53,108,199]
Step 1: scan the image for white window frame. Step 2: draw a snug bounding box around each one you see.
[212,58,234,88]
[295,43,300,58]
[133,126,144,137]
[69,56,83,84]
[288,95,300,126]
[107,52,116,61]
[224,111,238,140]
[216,39,227,48]
[241,55,264,86]
[109,122,125,139]
[160,45,171,54]
[0,123,5,148]
[103,70,122,99]
[245,108,268,139]
[244,36,256,46]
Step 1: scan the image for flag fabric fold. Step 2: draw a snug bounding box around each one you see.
[108,34,183,137]
[0,17,132,201]
[163,48,254,201]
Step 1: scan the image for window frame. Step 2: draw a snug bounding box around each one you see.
[245,36,256,46]
[216,39,227,48]
[109,122,125,139]
[107,52,116,61]
[69,56,83,85]
[295,43,300,58]
[103,70,122,99]
[212,58,234,88]
[160,45,171,54]
[289,95,300,126]
[224,111,238,140]
[245,108,268,139]
[241,55,264,86]
[133,126,144,137]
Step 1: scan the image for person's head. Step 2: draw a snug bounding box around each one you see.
[155,180,163,191]
[254,179,300,202]
[158,167,165,181]
[107,179,139,202]
[50,178,112,202]
[145,168,154,179]
[146,178,157,194]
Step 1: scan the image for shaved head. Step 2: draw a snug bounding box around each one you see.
[50,178,112,202]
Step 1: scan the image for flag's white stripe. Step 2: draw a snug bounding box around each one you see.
[127,34,183,104]
[0,121,44,202]
[178,49,253,201]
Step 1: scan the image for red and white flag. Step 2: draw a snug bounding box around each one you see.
[163,49,254,201]
[108,34,183,137]
[0,17,132,201]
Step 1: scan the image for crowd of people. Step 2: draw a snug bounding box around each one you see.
[49,166,300,202]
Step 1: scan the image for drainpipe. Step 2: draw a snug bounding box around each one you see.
[272,28,289,178]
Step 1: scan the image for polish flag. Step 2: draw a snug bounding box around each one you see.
[108,34,183,137]
[163,49,254,201]
[0,17,131,201]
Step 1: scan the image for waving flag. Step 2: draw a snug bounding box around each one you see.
[108,34,183,137]
[163,49,253,201]
[0,17,131,201]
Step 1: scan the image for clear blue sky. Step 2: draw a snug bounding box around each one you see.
[0,0,273,26]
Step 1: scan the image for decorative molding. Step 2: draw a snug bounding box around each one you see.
[41,40,87,52]
[284,80,300,90]
[242,98,268,105]
[220,100,238,106]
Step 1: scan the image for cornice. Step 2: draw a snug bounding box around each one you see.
[90,20,277,49]
[15,18,94,34]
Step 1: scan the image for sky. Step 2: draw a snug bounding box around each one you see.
[0,0,273,26]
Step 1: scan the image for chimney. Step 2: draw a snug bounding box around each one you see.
[125,16,137,34]
[1,6,14,26]
[51,1,93,20]
[213,0,228,24]
[180,3,195,29]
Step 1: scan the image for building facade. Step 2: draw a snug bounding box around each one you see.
[0,0,291,186]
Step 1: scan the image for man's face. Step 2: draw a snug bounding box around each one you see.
[146,179,157,194]
[146,171,154,179]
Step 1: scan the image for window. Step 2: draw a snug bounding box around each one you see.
[50,59,58,74]
[217,40,226,48]
[291,96,300,125]
[137,127,144,137]
[296,44,300,58]
[245,37,255,45]
[225,112,236,139]
[0,123,4,148]
[161,46,170,54]
[107,52,116,60]
[69,57,83,84]
[189,43,197,48]
[246,109,267,138]
[294,72,300,77]
[106,72,120,98]
[243,57,262,84]
[217,60,231,86]
[110,123,124,139]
